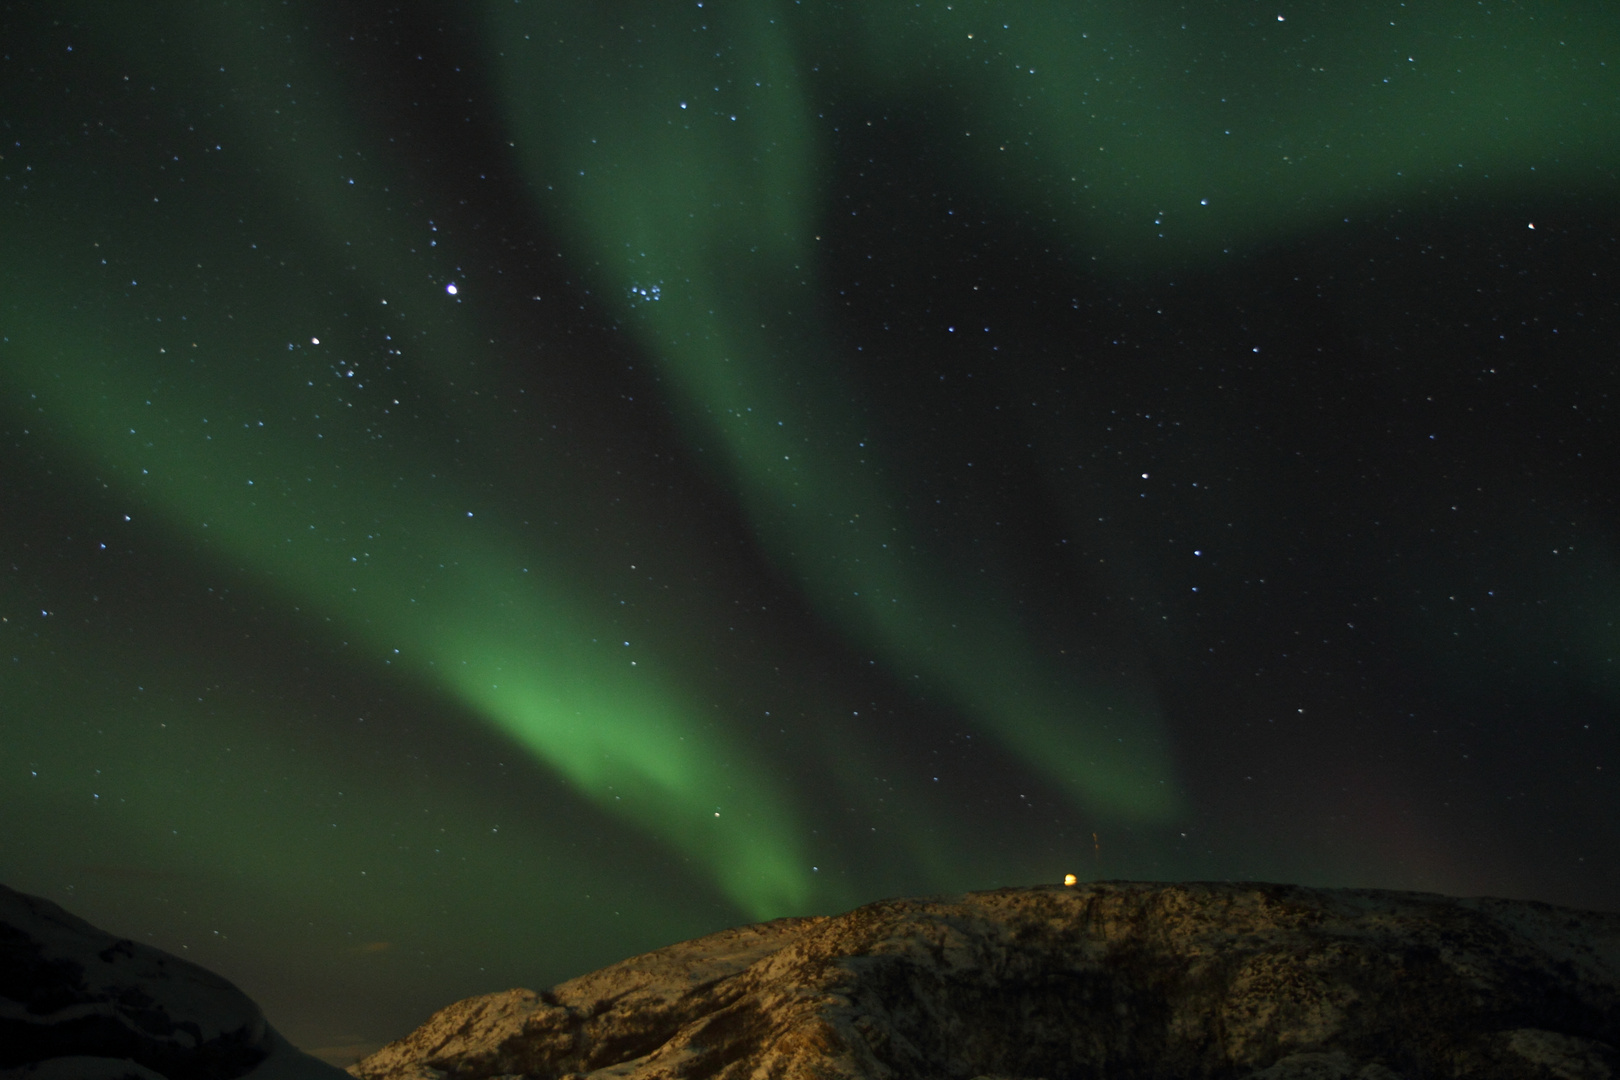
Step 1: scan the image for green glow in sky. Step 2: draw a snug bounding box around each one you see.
[830,1,1619,255]
[6,0,1614,923]
[486,0,1614,828]
[0,0,818,920]
[4,205,811,919]
[3,0,1616,1055]
[492,1,1189,826]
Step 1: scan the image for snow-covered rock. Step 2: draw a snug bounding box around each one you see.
[0,883,347,1080]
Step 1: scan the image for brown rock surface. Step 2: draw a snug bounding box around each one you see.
[348,881,1620,1080]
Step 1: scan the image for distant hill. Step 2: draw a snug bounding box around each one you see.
[1,882,347,1080]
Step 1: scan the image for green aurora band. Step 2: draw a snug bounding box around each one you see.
[2,19,812,918]
[486,0,1617,843]
[4,0,1617,928]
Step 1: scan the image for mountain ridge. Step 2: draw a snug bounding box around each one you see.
[348,880,1620,1080]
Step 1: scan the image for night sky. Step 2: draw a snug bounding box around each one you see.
[3,0,1618,1066]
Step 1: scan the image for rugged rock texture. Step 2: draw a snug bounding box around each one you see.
[350,881,1619,1080]
[0,882,348,1080]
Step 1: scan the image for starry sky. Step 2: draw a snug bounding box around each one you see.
[2,0,1617,1066]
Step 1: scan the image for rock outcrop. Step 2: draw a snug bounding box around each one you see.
[0,882,348,1080]
[350,881,1619,1080]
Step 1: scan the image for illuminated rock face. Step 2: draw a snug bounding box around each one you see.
[0,883,346,1080]
[350,882,1620,1080]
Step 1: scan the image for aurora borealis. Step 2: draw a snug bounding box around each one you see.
[3,0,1617,1065]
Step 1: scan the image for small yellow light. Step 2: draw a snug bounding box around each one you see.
[1063,873,1077,886]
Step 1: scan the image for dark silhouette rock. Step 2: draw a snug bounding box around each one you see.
[0,882,348,1079]
[350,881,1619,1080]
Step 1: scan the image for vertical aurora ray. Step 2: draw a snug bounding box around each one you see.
[0,0,812,918]
[486,0,1618,829]
[490,1,1183,823]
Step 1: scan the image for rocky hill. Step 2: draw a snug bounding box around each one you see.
[0,882,348,1080]
[349,881,1619,1080]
